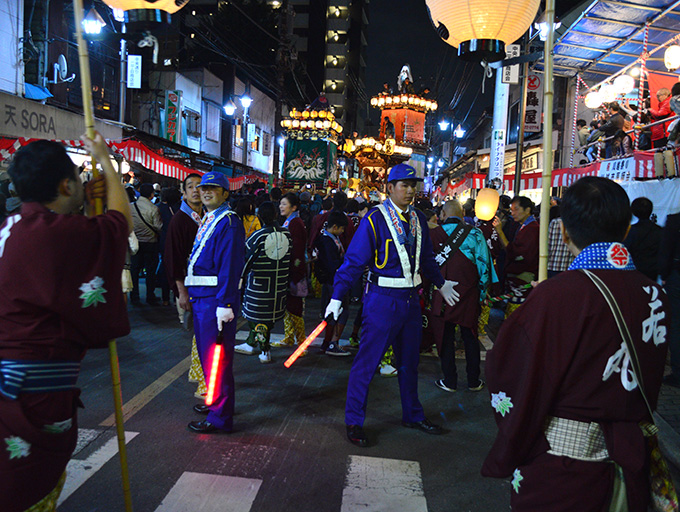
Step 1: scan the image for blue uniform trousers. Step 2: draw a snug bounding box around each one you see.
[345,285,425,426]
[192,296,236,431]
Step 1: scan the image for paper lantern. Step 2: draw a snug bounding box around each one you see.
[665,45,680,71]
[613,74,635,94]
[599,84,617,103]
[476,188,500,221]
[584,91,602,109]
[101,0,188,26]
[425,0,541,62]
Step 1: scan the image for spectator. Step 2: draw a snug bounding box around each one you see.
[298,190,313,229]
[236,196,261,239]
[235,202,292,363]
[648,87,672,148]
[314,211,351,356]
[493,196,539,316]
[576,119,590,147]
[547,206,574,278]
[158,186,182,306]
[130,182,163,304]
[308,190,356,251]
[623,197,662,281]
[599,102,625,158]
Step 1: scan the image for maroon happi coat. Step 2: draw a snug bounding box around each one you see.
[504,219,539,302]
[482,269,668,512]
[0,203,130,512]
[165,208,199,293]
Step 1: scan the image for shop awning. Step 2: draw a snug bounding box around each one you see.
[0,137,260,190]
[540,0,680,81]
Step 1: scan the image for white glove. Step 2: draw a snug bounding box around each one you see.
[324,299,343,321]
[216,307,235,330]
[438,280,460,307]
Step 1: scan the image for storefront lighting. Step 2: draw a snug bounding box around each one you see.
[665,45,680,71]
[584,90,603,109]
[425,0,540,62]
[476,187,500,221]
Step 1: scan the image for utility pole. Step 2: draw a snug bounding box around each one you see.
[272,1,293,184]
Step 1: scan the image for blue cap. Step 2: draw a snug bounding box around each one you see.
[198,172,230,190]
[387,163,422,182]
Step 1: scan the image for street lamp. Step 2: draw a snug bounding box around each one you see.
[83,8,106,34]
[454,124,466,138]
[240,94,253,109]
[223,99,237,116]
[438,120,450,131]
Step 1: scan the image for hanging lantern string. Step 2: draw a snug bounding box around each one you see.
[570,74,581,168]
[480,61,494,94]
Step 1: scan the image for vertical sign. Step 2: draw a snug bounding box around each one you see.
[489,129,506,183]
[524,73,543,133]
[164,90,182,143]
[127,55,142,89]
[501,44,520,85]
[246,123,255,144]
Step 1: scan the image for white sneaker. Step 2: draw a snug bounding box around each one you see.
[234,343,257,355]
[380,364,398,377]
[259,351,272,364]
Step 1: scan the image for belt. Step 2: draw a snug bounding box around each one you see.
[543,416,610,462]
[366,270,422,289]
[184,275,218,287]
[0,360,81,400]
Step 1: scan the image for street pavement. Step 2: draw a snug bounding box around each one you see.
[58,294,680,511]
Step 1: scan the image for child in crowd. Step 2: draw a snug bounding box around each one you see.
[314,211,351,356]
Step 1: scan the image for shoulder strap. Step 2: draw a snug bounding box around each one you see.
[435,222,472,266]
[134,201,159,235]
[579,269,655,421]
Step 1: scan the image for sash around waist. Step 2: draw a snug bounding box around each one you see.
[0,360,81,400]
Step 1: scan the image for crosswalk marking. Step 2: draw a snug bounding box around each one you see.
[154,472,262,512]
[58,430,138,506]
[341,455,428,512]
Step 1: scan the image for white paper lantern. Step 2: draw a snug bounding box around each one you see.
[476,188,500,221]
[665,45,680,71]
[613,75,635,95]
[584,91,603,109]
[425,0,541,61]
[599,84,618,103]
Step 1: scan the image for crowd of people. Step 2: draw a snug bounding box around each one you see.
[0,132,677,511]
[575,82,680,164]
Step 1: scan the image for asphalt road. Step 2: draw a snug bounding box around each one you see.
[59,299,510,512]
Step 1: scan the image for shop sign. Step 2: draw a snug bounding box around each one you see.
[127,55,142,89]
[489,129,506,185]
[164,90,182,143]
[0,91,121,141]
[524,73,543,133]
[502,44,520,85]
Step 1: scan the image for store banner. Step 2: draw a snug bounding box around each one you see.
[127,55,142,89]
[502,44,520,85]
[283,139,328,183]
[524,73,543,133]
[164,90,182,143]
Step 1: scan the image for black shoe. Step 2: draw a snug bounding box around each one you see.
[346,424,368,447]
[402,418,443,435]
[468,379,485,392]
[326,343,351,357]
[187,420,227,434]
[435,379,457,393]
[193,404,210,415]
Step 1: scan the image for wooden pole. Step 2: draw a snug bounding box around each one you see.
[538,0,556,283]
[73,2,133,511]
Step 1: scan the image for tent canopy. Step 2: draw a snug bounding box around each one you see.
[538,0,680,82]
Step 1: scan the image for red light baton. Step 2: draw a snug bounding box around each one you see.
[205,330,223,406]
[284,320,328,368]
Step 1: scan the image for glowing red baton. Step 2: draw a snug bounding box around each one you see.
[284,320,327,368]
[205,330,223,406]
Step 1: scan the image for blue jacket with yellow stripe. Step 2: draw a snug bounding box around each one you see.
[332,205,444,301]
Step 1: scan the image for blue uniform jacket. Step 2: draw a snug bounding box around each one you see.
[188,211,245,309]
[332,206,444,301]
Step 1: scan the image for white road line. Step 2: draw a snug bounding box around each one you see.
[58,431,139,506]
[342,455,428,512]
[100,356,190,427]
[154,472,262,512]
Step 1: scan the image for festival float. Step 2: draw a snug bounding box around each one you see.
[279,97,343,188]
[341,65,438,197]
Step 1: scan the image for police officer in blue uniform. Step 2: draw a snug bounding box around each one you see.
[185,172,245,433]
[326,164,459,446]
